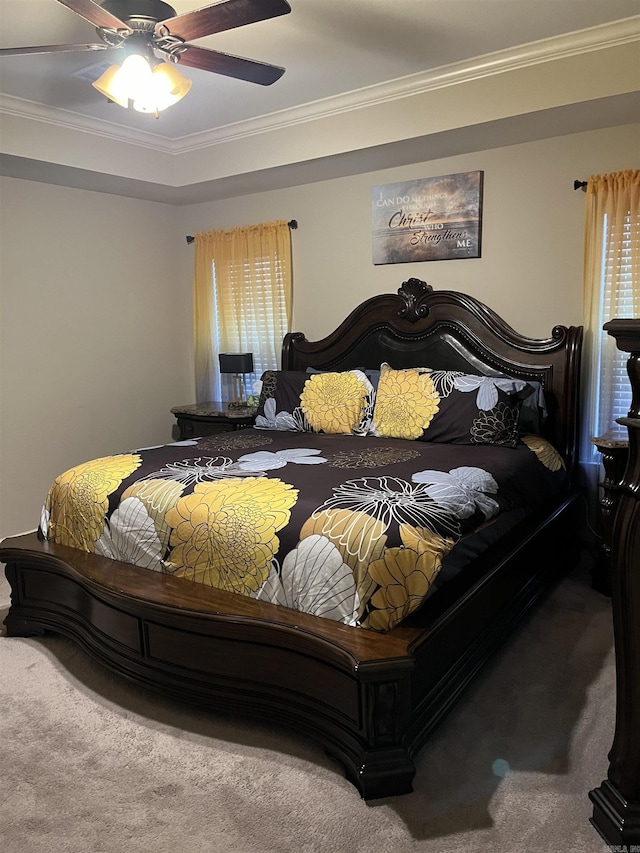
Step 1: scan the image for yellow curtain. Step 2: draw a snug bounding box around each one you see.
[582,170,640,454]
[193,220,292,402]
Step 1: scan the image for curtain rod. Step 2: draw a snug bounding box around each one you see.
[574,180,587,192]
[185,220,298,244]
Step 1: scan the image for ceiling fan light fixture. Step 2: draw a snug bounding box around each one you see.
[92,53,191,115]
[4,0,291,112]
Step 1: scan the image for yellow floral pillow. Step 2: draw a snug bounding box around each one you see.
[372,363,528,446]
[371,364,440,440]
[300,370,372,434]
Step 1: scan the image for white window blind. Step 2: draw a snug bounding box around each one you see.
[594,210,637,440]
[212,256,289,401]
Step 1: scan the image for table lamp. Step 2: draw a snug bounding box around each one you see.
[218,352,254,408]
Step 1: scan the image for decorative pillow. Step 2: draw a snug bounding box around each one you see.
[371,364,441,440]
[306,366,379,433]
[255,369,374,434]
[255,371,309,430]
[371,364,530,447]
[516,379,547,434]
[472,372,547,434]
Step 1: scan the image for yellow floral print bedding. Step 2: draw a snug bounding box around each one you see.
[40,429,567,632]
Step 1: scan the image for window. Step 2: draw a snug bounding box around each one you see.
[212,253,289,401]
[582,171,639,465]
[193,220,292,403]
[593,211,636,443]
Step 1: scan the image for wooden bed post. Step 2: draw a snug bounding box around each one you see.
[590,319,640,845]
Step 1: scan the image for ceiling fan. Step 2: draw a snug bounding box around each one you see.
[0,0,292,114]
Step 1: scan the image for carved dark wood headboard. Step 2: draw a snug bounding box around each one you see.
[282,278,583,471]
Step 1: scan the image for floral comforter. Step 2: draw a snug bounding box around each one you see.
[39,429,566,632]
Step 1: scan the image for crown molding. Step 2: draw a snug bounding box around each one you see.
[1,16,638,156]
[0,92,172,152]
[174,15,640,152]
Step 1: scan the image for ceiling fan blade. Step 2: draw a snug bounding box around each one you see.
[177,44,285,85]
[55,0,132,32]
[157,0,291,42]
[0,43,110,56]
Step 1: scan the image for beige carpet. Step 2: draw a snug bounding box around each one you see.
[0,558,616,853]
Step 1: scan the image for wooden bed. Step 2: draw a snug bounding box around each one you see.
[1,279,584,799]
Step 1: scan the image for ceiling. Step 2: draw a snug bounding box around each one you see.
[1,0,639,138]
[1,0,639,203]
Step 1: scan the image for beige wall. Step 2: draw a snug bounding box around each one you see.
[178,123,639,341]
[1,122,638,537]
[0,179,193,537]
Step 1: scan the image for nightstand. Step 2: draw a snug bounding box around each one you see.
[171,402,257,439]
[591,429,629,595]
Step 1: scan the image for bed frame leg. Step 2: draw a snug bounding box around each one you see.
[355,753,416,800]
[2,562,47,638]
[335,668,417,799]
[4,614,48,638]
[325,745,415,800]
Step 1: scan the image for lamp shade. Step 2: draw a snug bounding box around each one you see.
[135,62,192,113]
[92,63,129,108]
[219,353,254,374]
[92,55,192,114]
